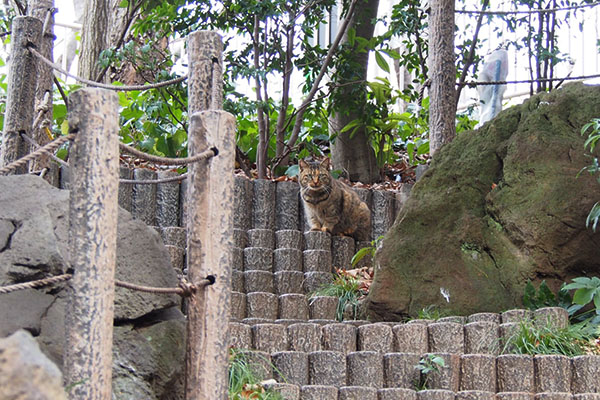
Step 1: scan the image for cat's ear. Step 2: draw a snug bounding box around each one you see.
[320,157,331,170]
[299,159,309,170]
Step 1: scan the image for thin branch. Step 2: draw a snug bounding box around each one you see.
[274,0,359,172]
[456,1,599,14]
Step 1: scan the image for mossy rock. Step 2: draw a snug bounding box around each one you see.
[365,83,600,321]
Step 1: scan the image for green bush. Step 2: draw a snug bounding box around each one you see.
[310,272,366,321]
[502,320,598,356]
[579,118,600,231]
[228,349,284,400]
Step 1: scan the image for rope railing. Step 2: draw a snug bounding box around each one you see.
[28,46,188,91]
[119,172,188,184]
[20,132,70,169]
[119,143,218,166]
[0,273,213,297]
[457,1,600,14]
[462,73,600,87]
[0,134,74,175]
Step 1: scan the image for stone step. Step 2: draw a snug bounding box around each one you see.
[115,171,411,240]
[230,292,339,321]
[229,308,570,355]
[227,345,600,395]
[259,387,600,400]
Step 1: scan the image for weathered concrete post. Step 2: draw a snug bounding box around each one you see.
[28,0,57,183]
[185,111,235,398]
[64,88,119,400]
[429,0,456,156]
[185,30,234,399]
[187,30,223,113]
[0,16,42,173]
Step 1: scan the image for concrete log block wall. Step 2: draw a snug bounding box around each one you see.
[63,165,600,397]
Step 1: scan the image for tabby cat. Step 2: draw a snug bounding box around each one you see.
[298,158,371,241]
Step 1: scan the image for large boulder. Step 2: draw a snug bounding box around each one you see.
[365,83,600,320]
[0,175,184,395]
[0,330,67,400]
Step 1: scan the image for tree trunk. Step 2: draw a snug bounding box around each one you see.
[429,0,456,156]
[330,0,381,183]
[78,0,110,81]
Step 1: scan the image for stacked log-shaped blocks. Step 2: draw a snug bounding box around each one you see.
[227,307,600,399]
[111,172,600,399]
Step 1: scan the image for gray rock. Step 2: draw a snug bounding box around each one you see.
[112,320,186,400]
[0,330,67,400]
[0,175,182,399]
[0,289,54,337]
[114,210,180,320]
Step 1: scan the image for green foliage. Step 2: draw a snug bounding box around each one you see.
[563,277,600,325]
[579,118,600,231]
[228,349,284,400]
[502,319,598,356]
[414,354,446,391]
[350,235,383,267]
[522,280,572,311]
[416,305,445,321]
[523,279,600,325]
[310,272,365,322]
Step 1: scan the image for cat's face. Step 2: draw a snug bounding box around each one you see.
[299,158,331,189]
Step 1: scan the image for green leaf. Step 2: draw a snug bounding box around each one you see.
[60,120,69,135]
[285,164,299,177]
[350,246,373,267]
[374,51,390,73]
[347,28,356,46]
[340,119,362,134]
[573,288,595,305]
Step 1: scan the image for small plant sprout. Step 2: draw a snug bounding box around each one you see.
[350,235,384,267]
[415,354,446,390]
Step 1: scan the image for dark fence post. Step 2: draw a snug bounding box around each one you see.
[0,16,42,173]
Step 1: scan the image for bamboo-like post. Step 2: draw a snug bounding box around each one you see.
[187,30,223,113]
[0,16,42,173]
[64,88,119,400]
[185,111,235,399]
[429,0,457,156]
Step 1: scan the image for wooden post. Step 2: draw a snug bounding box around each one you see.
[64,88,119,400]
[429,0,457,156]
[0,16,42,173]
[187,30,223,113]
[185,29,233,399]
[185,111,235,399]
[28,0,58,183]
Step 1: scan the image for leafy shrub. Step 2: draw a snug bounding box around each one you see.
[579,118,600,231]
[310,271,366,321]
[502,320,598,356]
[523,278,600,325]
[229,349,284,400]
